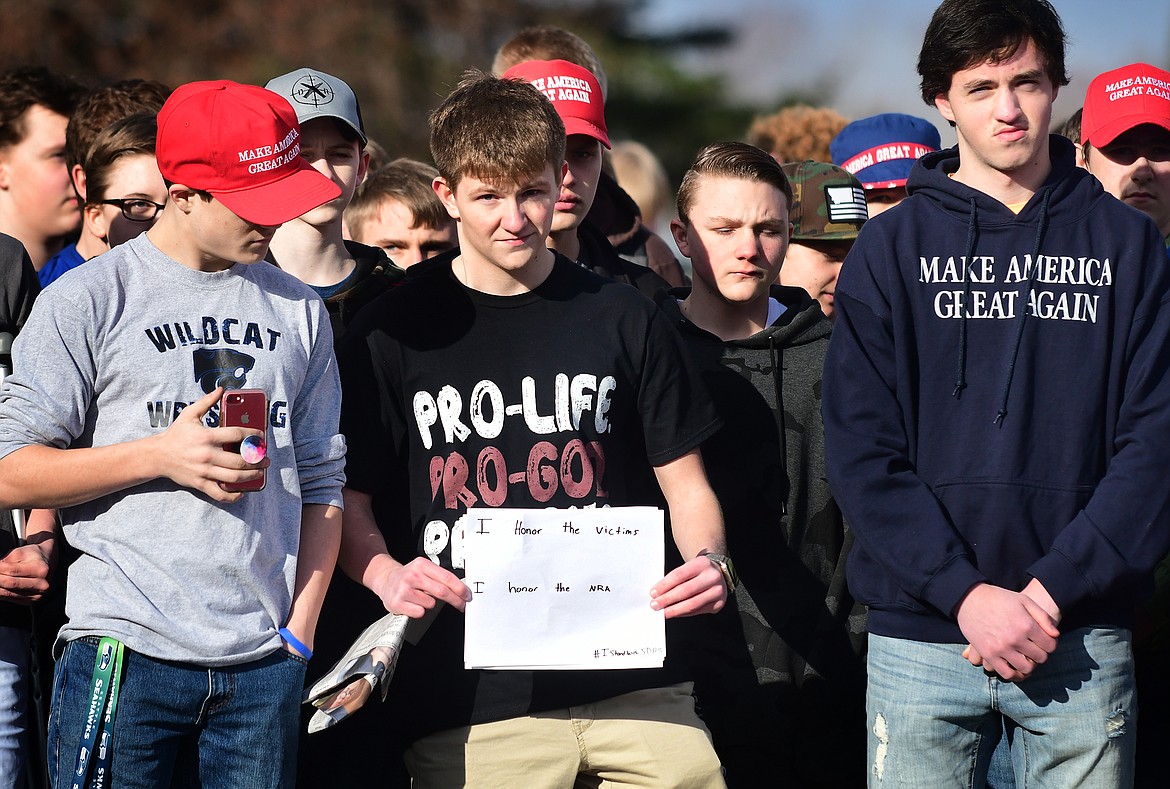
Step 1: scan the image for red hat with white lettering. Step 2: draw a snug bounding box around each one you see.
[1082,63,1170,148]
[502,60,610,148]
[156,80,341,225]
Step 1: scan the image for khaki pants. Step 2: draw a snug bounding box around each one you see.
[405,682,726,789]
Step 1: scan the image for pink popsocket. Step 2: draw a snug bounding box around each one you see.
[240,435,267,464]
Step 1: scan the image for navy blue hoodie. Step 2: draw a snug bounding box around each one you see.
[824,136,1170,643]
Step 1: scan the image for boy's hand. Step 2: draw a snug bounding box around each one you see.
[153,387,268,502]
[368,555,472,618]
[956,582,1059,681]
[965,578,1063,672]
[0,544,53,604]
[1022,577,1062,625]
[649,555,728,618]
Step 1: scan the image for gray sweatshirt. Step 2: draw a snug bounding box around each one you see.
[0,233,345,665]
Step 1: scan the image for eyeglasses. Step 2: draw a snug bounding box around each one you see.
[97,198,166,222]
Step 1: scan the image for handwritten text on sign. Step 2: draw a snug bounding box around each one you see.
[462,507,665,670]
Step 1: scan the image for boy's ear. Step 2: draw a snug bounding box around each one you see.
[83,202,110,242]
[357,150,371,186]
[669,218,691,258]
[168,184,199,214]
[71,165,87,201]
[934,92,956,124]
[433,177,459,221]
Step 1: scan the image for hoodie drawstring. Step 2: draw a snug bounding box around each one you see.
[953,198,978,399]
[994,187,1053,426]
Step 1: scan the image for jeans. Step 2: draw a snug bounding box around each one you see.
[48,637,307,789]
[866,628,1136,788]
[0,626,29,789]
[985,723,1016,789]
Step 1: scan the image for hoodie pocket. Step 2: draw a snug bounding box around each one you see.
[849,478,1095,613]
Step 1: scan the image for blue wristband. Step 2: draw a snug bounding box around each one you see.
[279,627,313,660]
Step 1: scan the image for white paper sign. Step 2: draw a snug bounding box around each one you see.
[462,507,665,670]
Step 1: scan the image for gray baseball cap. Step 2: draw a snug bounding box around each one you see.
[265,68,366,146]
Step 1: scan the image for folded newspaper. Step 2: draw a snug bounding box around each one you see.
[302,612,409,733]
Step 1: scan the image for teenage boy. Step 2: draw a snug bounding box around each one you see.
[0,67,85,271]
[822,1,1170,786]
[345,158,457,269]
[1081,63,1170,247]
[501,59,670,298]
[494,26,689,289]
[776,161,867,321]
[0,80,347,787]
[337,72,729,787]
[262,68,411,788]
[40,78,171,287]
[661,141,866,788]
[265,68,403,336]
[1081,61,1170,787]
[831,113,941,216]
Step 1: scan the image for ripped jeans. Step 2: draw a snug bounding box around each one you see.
[866,628,1135,788]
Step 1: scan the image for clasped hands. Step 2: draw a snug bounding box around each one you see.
[956,578,1061,682]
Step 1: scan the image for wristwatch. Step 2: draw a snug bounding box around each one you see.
[698,549,738,594]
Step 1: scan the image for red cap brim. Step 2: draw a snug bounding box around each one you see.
[563,118,611,149]
[211,160,341,226]
[1086,115,1170,149]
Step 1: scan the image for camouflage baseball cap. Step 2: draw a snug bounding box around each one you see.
[781,160,868,241]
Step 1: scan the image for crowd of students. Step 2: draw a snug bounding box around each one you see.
[2,0,1170,787]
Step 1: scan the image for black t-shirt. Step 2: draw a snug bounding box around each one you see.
[339,250,720,740]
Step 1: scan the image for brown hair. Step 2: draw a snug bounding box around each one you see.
[65,79,171,174]
[82,113,158,205]
[0,66,85,149]
[429,71,565,191]
[346,158,449,239]
[746,105,849,164]
[1059,108,1082,146]
[492,25,608,102]
[676,141,793,224]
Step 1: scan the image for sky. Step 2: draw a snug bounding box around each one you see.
[634,0,1170,145]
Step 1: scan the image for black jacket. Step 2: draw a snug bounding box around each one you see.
[658,285,866,786]
[577,220,669,299]
[1,233,39,628]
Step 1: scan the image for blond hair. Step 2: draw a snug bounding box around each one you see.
[346,158,449,240]
[610,141,671,226]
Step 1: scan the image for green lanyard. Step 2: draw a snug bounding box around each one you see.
[70,637,124,789]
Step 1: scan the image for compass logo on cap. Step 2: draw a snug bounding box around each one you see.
[291,74,335,108]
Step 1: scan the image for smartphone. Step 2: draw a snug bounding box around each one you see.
[220,389,267,492]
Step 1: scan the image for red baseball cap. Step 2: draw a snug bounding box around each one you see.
[1082,63,1170,148]
[156,80,341,226]
[502,60,610,148]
